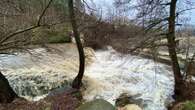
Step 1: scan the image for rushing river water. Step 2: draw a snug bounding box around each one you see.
[0,44,174,110]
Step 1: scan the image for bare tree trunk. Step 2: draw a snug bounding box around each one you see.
[167,0,183,98]
[68,0,85,89]
[0,72,18,103]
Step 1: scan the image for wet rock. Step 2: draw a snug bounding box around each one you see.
[0,88,81,110]
[49,86,83,100]
[119,104,142,110]
[77,99,115,110]
[115,93,143,107]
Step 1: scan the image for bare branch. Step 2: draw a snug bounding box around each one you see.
[37,0,53,26]
[0,0,53,45]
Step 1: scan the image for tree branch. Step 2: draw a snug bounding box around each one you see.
[0,0,53,45]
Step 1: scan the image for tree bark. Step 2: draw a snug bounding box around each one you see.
[0,72,18,103]
[68,0,85,89]
[167,0,183,97]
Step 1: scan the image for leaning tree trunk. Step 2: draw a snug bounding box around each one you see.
[167,0,183,98]
[0,72,18,103]
[68,0,85,89]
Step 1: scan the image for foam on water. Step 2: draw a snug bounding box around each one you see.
[83,47,174,110]
[0,45,174,110]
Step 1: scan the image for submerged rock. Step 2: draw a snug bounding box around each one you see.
[77,99,115,110]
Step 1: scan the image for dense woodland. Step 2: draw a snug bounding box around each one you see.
[0,0,195,110]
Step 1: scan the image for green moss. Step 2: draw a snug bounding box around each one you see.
[31,24,72,44]
[183,101,195,110]
[47,32,71,43]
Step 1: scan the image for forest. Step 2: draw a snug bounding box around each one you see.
[0,0,195,110]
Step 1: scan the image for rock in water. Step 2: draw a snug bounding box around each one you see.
[122,104,142,110]
[77,99,115,110]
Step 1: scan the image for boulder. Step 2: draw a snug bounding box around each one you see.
[77,99,115,110]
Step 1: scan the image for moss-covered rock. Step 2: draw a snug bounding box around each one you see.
[183,101,195,110]
[47,32,71,43]
[77,99,115,110]
[171,101,195,110]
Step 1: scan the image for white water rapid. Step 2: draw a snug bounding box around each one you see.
[0,44,174,110]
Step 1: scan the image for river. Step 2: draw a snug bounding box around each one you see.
[0,44,174,110]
